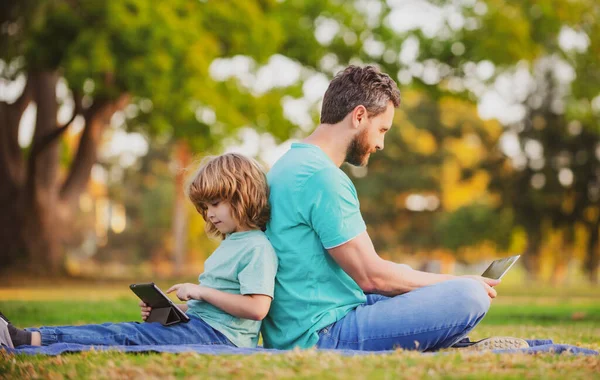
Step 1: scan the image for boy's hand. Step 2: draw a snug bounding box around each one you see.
[139,301,152,321]
[167,283,204,301]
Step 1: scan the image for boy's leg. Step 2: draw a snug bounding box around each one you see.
[316,278,490,351]
[0,311,31,347]
[25,315,234,346]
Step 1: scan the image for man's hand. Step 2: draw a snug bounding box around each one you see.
[166,283,204,301]
[139,301,152,321]
[460,275,500,300]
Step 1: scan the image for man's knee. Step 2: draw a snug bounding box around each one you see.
[445,278,490,317]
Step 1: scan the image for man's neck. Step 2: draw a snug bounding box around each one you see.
[302,124,349,167]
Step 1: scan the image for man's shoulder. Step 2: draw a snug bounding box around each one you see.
[269,154,346,188]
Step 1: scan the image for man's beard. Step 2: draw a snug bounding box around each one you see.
[345,128,371,167]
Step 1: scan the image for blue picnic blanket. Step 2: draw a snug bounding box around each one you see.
[3,339,598,356]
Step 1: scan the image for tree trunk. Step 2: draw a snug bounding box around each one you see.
[0,189,64,276]
[0,72,64,274]
[20,192,64,274]
[0,72,63,274]
[0,71,129,276]
[22,72,64,274]
[585,222,599,284]
[0,191,27,270]
[0,75,31,270]
[523,227,542,282]
[552,227,574,286]
[172,140,191,275]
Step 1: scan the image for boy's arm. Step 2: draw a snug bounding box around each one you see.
[167,283,271,321]
[328,231,499,298]
[200,288,271,321]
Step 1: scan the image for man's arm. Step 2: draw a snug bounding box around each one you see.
[328,231,498,297]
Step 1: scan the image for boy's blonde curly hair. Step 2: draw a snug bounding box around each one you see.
[186,153,270,239]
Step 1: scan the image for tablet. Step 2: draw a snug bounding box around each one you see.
[481,255,521,280]
[130,282,190,324]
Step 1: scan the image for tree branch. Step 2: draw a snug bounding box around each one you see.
[13,77,33,116]
[0,77,33,190]
[26,91,83,189]
[60,93,130,203]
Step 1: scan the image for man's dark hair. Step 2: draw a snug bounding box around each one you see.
[320,65,401,124]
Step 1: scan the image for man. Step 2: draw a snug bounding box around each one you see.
[262,65,526,352]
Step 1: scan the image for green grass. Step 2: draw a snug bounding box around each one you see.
[1,282,599,379]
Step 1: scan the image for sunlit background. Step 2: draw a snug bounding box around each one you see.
[0,0,598,284]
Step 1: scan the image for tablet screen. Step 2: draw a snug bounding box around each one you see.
[481,255,520,280]
[130,283,172,308]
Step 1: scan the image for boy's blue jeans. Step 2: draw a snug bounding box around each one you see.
[316,278,491,351]
[27,314,235,346]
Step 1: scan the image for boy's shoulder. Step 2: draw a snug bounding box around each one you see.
[236,231,278,267]
[249,230,272,244]
[238,231,275,251]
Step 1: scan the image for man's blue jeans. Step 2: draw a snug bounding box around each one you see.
[26,314,235,347]
[316,278,490,351]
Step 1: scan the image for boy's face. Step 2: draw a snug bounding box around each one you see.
[206,200,239,235]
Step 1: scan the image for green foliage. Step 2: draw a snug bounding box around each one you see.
[352,93,502,256]
[1,0,376,152]
[461,1,539,64]
[351,0,599,268]
[3,0,599,270]
[98,139,174,262]
[436,204,513,252]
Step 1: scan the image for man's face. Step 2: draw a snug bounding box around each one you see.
[345,102,394,167]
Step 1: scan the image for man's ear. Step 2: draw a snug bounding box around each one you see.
[351,105,367,129]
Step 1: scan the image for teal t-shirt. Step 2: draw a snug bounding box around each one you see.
[262,143,367,349]
[187,230,278,348]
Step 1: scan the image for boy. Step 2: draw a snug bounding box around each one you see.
[1,153,277,349]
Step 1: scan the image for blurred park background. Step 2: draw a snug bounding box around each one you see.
[0,0,599,286]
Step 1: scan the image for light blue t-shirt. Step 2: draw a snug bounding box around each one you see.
[262,143,367,349]
[187,230,278,348]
